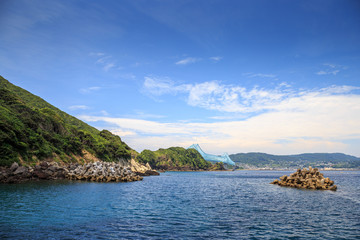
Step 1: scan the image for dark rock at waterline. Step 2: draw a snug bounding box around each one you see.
[33,170,50,179]
[136,170,160,176]
[271,167,337,191]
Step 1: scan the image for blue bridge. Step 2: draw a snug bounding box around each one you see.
[188,144,235,166]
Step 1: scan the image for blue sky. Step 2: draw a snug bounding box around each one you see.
[1,0,360,156]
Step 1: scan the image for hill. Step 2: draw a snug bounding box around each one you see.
[136,147,213,171]
[0,75,132,166]
[230,152,360,169]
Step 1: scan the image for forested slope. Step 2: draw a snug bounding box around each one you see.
[0,76,132,166]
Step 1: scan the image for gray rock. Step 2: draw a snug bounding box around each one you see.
[10,162,19,172]
[48,166,57,172]
[14,166,27,175]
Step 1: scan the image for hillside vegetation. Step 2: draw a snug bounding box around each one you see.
[230,152,360,169]
[0,76,132,166]
[136,147,212,170]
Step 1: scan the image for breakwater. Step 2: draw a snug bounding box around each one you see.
[0,161,158,183]
[271,167,337,190]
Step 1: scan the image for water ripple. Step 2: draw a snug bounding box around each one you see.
[1,171,359,239]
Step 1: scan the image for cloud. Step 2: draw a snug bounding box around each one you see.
[143,76,190,96]
[175,57,200,65]
[210,56,222,62]
[89,52,105,57]
[79,91,360,156]
[316,70,340,75]
[243,72,277,78]
[90,53,117,72]
[100,110,109,116]
[79,78,360,156]
[103,63,115,72]
[80,86,101,94]
[316,63,347,75]
[68,105,90,110]
[142,77,360,114]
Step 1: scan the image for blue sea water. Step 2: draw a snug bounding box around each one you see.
[1,171,359,239]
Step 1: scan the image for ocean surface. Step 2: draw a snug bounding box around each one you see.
[1,170,359,239]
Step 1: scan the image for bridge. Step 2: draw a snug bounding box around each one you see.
[188,144,235,166]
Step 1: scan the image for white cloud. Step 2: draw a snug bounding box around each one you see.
[111,129,136,137]
[143,76,190,96]
[79,92,360,156]
[175,57,200,65]
[100,110,109,116]
[90,53,117,72]
[120,73,136,80]
[96,56,111,64]
[89,52,105,57]
[103,63,115,72]
[142,77,360,114]
[80,86,101,94]
[68,105,89,110]
[323,63,337,68]
[316,70,339,75]
[243,72,277,78]
[316,63,347,75]
[210,56,222,62]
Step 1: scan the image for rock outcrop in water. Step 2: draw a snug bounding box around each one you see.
[270,167,337,191]
[0,161,159,183]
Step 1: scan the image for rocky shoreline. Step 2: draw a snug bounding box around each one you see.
[271,167,337,191]
[0,161,159,184]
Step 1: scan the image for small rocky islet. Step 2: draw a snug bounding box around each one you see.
[271,167,337,191]
[0,161,159,184]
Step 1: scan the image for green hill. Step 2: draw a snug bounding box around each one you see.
[0,76,132,166]
[230,152,360,169]
[136,147,212,171]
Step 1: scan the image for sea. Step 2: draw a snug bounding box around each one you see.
[1,170,359,239]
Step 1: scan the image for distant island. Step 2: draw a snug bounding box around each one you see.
[230,152,360,170]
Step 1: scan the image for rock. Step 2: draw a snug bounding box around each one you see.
[13,166,27,175]
[40,161,49,169]
[1,160,152,183]
[279,175,288,181]
[10,162,19,172]
[48,165,57,172]
[270,167,337,191]
[33,170,49,179]
[136,169,160,176]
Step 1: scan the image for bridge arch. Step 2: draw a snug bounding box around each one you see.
[188,144,235,166]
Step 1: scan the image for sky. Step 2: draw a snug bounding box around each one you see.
[1,0,360,156]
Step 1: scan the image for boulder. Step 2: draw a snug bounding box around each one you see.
[10,162,19,172]
[33,170,49,179]
[40,161,49,169]
[13,166,27,175]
